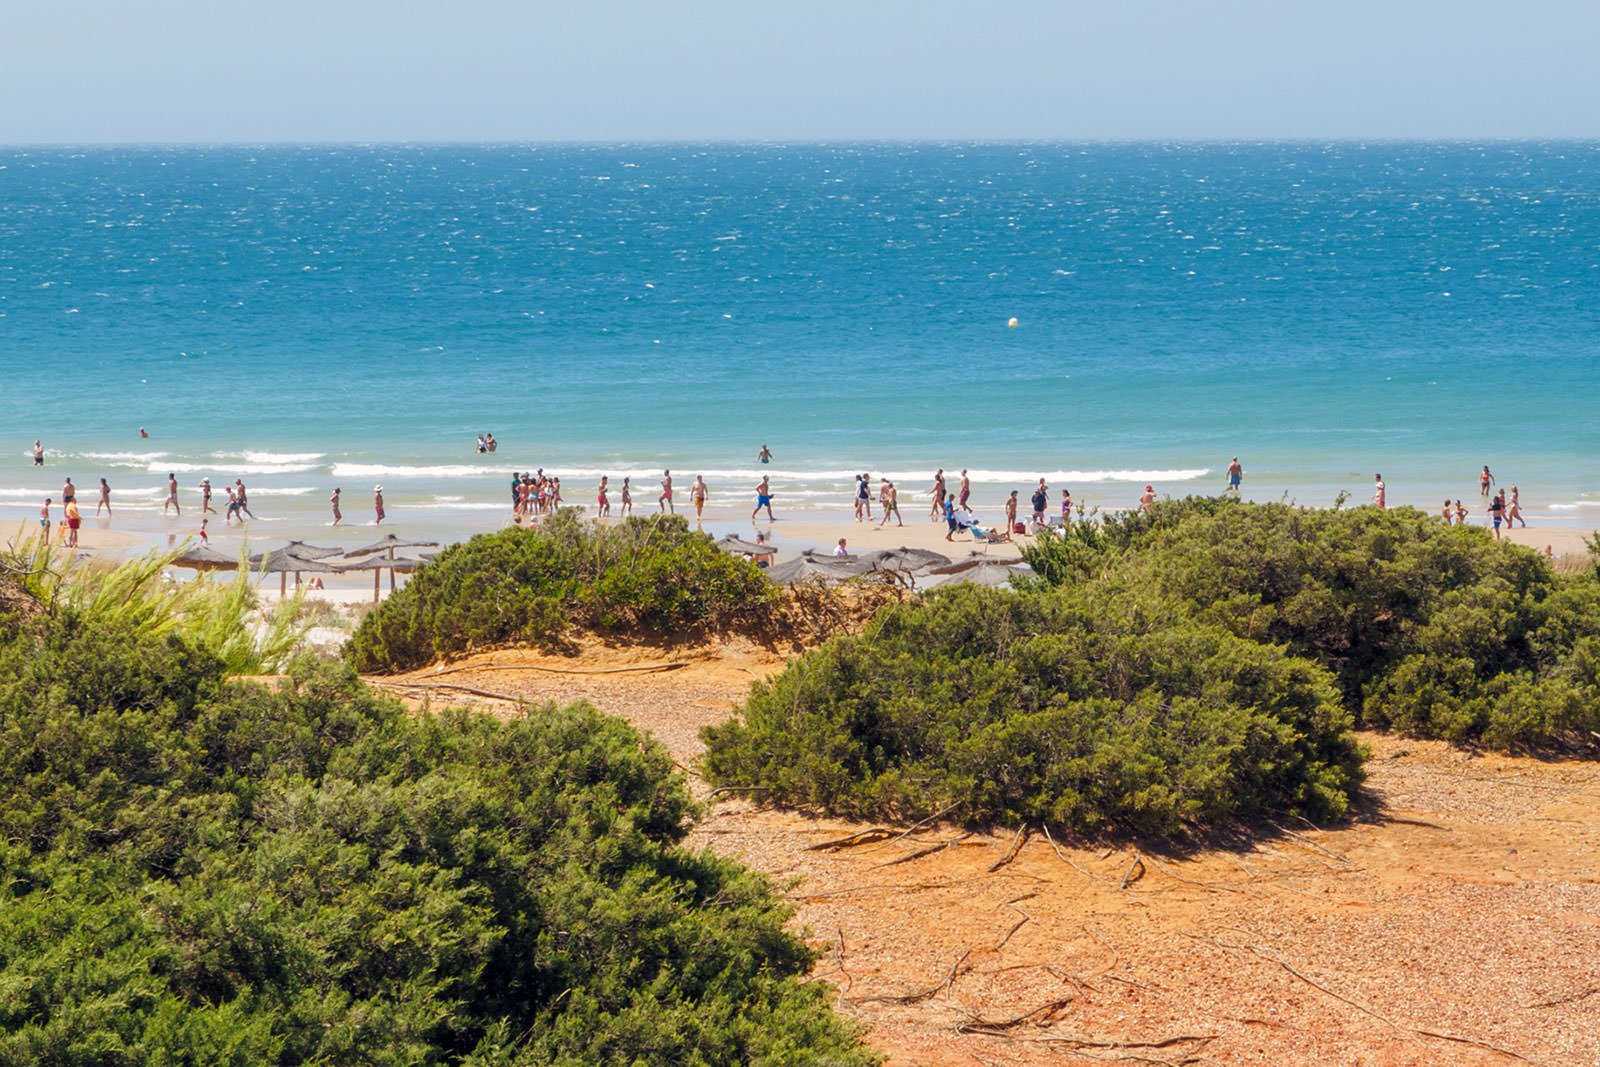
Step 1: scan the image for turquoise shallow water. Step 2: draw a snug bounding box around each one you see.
[1,142,1597,535]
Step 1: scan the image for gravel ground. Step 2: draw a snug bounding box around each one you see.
[371,648,1600,1067]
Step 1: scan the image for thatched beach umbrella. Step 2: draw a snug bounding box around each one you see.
[274,540,344,560]
[252,548,340,595]
[336,553,426,602]
[715,534,777,558]
[346,534,440,560]
[767,551,874,585]
[171,544,241,573]
[923,556,1034,590]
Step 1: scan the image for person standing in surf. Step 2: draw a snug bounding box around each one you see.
[619,477,633,517]
[163,473,181,516]
[1226,457,1243,495]
[596,475,611,518]
[330,487,342,526]
[690,475,708,521]
[373,485,386,525]
[757,443,772,464]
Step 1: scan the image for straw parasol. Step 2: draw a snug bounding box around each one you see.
[715,534,777,557]
[252,548,340,595]
[335,553,427,601]
[274,540,344,560]
[171,544,242,572]
[345,534,440,559]
[767,551,873,585]
[923,556,1034,590]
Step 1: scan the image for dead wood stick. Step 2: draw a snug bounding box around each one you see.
[994,903,1030,951]
[1522,985,1599,1009]
[807,827,895,851]
[851,947,972,1006]
[875,800,964,849]
[1191,934,1536,1064]
[1041,822,1103,882]
[987,823,1030,872]
[1138,851,1241,893]
[372,679,525,703]
[1268,821,1352,864]
[1119,853,1146,890]
[1386,816,1451,830]
[424,660,689,678]
[869,832,973,870]
[955,996,1074,1032]
[702,785,772,800]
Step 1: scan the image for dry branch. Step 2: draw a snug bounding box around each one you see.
[807,827,896,852]
[987,823,1030,872]
[1119,854,1146,890]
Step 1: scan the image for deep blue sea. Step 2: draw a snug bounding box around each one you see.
[2,142,1597,535]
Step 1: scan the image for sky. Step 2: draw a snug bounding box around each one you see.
[3,0,1598,143]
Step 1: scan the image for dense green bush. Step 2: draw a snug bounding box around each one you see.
[0,609,875,1065]
[703,583,1363,835]
[347,513,777,672]
[1022,501,1600,748]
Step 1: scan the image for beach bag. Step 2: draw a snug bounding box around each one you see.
[1013,522,1026,535]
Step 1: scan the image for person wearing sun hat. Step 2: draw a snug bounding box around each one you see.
[1140,484,1157,512]
[373,485,386,525]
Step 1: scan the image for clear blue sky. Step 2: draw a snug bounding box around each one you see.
[4,0,1597,142]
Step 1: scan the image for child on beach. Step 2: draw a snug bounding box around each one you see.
[40,498,51,534]
[198,518,209,544]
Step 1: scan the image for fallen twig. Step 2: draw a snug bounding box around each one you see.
[371,679,525,703]
[1522,985,1598,1009]
[1385,816,1451,830]
[987,823,1030,872]
[869,832,974,870]
[1041,822,1103,883]
[1119,854,1146,890]
[807,827,896,852]
[850,947,972,1006]
[955,996,1074,1033]
[994,902,1030,951]
[425,659,689,678]
[1187,933,1536,1063]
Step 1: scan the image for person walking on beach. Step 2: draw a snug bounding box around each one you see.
[1480,465,1495,499]
[1061,488,1073,525]
[1139,484,1157,512]
[691,475,708,521]
[163,474,180,516]
[929,469,946,521]
[958,470,971,510]
[1226,457,1243,495]
[373,485,386,525]
[61,477,76,507]
[1004,490,1019,533]
[32,440,45,466]
[758,443,772,464]
[596,476,611,518]
[1373,474,1386,509]
[96,478,111,518]
[855,474,873,521]
[330,487,342,526]
[1488,490,1506,539]
[234,479,255,520]
[876,479,903,528]
[199,478,215,514]
[752,475,775,522]
[1030,480,1049,528]
[39,498,52,536]
[658,470,674,514]
[1508,485,1526,527]
[64,499,81,548]
[224,485,241,525]
[619,477,633,517]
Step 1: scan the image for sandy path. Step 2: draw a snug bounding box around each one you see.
[371,647,1600,1066]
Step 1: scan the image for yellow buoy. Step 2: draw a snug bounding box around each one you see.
[1007,317,1019,328]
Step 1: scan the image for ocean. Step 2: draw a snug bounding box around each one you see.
[2,142,1597,543]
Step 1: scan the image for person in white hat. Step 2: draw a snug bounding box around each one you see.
[373,485,386,525]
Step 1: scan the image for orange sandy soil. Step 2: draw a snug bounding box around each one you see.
[371,643,1600,1067]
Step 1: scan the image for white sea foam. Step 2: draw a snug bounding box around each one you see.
[79,451,170,464]
[157,462,319,475]
[331,463,485,479]
[539,466,1212,485]
[1546,501,1600,511]
[232,451,327,464]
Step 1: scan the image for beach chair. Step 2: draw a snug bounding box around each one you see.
[969,524,1010,551]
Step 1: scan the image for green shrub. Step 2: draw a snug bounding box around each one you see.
[703,584,1363,836]
[0,612,875,1065]
[346,513,778,673]
[1027,500,1600,748]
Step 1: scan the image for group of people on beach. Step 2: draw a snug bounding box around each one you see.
[1440,466,1526,538]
